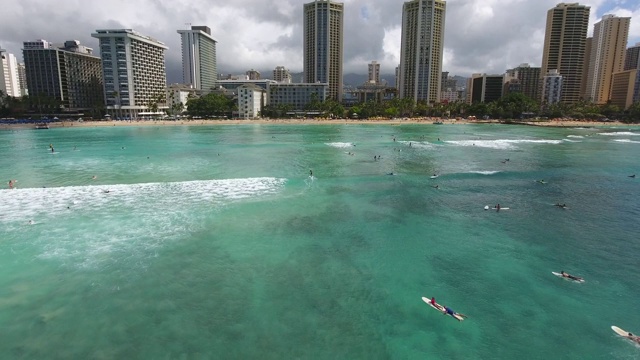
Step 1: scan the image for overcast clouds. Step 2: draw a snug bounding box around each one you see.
[2,0,639,83]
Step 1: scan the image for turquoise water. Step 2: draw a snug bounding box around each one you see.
[1,124,639,359]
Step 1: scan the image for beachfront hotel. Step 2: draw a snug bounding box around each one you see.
[584,15,630,104]
[0,47,22,97]
[303,0,344,101]
[177,26,217,92]
[22,40,103,111]
[267,82,328,110]
[540,3,590,104]
[399,0,446,105]
[91,29,168,119]
[610,70,640,109]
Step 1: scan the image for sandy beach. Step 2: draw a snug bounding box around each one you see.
[1,117,637,130]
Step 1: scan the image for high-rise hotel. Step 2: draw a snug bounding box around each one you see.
[584,15,630,104]
[22,40,103,111]
[541,3,590,104]
[0,47,22,97]
[92,29,168,118]
[399,0,446,104]
[303,0,344,101]
[177,26,217,91]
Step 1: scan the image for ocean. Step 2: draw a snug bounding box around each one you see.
[1,123,639,359]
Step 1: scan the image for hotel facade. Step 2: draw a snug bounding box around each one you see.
[92,29,168,118]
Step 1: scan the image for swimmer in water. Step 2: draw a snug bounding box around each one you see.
[28,220,34,225]
[92,175,97,180]
[309,170,313,177]
[8,180,14,189]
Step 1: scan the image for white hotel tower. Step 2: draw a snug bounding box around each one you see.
[0,47,22,97]
[92,29,168,118]
[177,26,217,91]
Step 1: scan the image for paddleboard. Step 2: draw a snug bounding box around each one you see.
[552,271,585,283]
[430,175,439,179]
[486,206,510,210]
[421,297,465,321]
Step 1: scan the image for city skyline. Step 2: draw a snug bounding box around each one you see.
[1,0,640,84]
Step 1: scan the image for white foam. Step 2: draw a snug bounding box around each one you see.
[325,142,354,148]
[0,178,287,269]
[599,132,640,136]
[445,139,563,150]
[614,139,640,144]
[563,139,582,143]
[567,135,584,139]
[469,171,501,175]
[398,141,435,149]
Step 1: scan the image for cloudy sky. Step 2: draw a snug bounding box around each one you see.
[2,0,639,83]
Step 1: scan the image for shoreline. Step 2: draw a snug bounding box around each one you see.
[1,118,638,130]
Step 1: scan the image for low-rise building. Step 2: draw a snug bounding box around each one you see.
[237,84,264,119]
[166,84,198,114]
[267,83,328,110]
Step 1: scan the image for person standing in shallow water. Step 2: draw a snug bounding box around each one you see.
[309,170,313,177]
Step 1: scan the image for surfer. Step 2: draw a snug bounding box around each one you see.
[51,147,55,153]
[92,175,97,180]
[625,332,640,344]
[8,180,14,189]
[432,185,439,189]
[496,204,501,212]
[28,220,34,225]
[560,271,583,281]
[309,170,313,177]
[630,174,636,178]
[387,172,394,176]
[442,306,467,321]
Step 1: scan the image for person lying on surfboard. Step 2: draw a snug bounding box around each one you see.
[430,297,443,310]
[442,306,467,321]
[560,271,583,281]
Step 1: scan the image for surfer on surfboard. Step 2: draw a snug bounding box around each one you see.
[560,271,583,282]
[442,306,467,321]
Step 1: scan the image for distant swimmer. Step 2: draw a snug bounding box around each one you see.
[8,180,14,189]
[121,146,125,150]
[103,189,110,194]
[309,170,313,177]
[536,180,547,184]
[28,220,34,225]
[432,185,439,189]
[629,174,636,178]
[387,172,395,176]
[501,160,507,164]
[554,203,567,209]
[92,175,97,180]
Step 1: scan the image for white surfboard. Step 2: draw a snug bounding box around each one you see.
[612,326,631,337]
[421,297,465,321]
[486,206,510,210]
[552,271,585,283]
[430,175,439,179]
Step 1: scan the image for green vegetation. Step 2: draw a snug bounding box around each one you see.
[185,93,236,118]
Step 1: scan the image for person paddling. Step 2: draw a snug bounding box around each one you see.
[442,306,467,321]
[560,270,583,281]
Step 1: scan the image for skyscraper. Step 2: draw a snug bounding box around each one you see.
[303,0,344,101]
[0,47,21,97]
[23,40,103,110]
[177,26,217,91]
[92,29,168,118]
[399,0,446,104]
[624,43,640,71]
[273,66,292,83]
[540,3,590,104]
[368,61,380,84]
[584,15,630,104]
